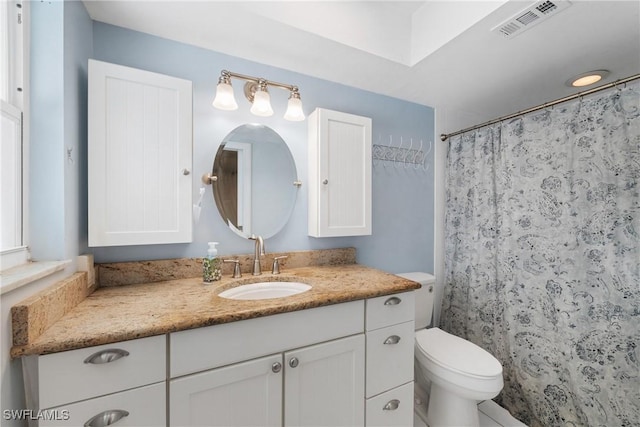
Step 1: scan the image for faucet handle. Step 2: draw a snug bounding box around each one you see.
[223,259,242,278]
[272,256,288,275]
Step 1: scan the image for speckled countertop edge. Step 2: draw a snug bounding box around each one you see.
[11,264,420,358]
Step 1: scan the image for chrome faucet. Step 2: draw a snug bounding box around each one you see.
[249,235,265,275]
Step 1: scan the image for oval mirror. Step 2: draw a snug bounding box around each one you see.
[212,124,299,239]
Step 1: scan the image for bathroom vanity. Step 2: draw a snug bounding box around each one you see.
[12,261,419,427]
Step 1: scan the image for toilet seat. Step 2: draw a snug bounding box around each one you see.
[415,328,502,379]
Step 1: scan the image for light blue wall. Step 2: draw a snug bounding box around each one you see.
[64,0,92,261]
[90,22,435,274]
[29,0,92,262]
[30,0,65,260]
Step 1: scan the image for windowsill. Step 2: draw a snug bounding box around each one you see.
[0,260,71,295]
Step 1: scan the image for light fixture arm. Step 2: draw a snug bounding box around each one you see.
[221,69,299,94]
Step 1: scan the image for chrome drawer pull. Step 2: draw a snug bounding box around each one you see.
[84,409,129,427]
[384,296,401,306]
[83,349,130,364]
[383,399,400,411]
[383,335,401,345]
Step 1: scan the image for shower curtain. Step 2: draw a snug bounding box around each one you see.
[441,81,639,427]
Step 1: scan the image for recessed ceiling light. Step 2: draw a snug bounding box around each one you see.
[566,70,610,87]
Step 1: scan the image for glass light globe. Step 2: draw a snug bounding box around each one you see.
[212,82,238,110]
[250,89,274,117]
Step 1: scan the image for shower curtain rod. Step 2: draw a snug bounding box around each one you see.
[440,74,640,142]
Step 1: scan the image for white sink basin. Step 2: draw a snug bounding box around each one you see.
[218,281,311,300]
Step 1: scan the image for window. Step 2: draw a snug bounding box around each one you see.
[1,0,28,270]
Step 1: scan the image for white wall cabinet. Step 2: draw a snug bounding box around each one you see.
[308,108,372,237]
[88,59,193,247]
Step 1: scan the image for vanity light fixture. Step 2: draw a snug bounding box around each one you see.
[212,70,305,121]
[566,70,610,87]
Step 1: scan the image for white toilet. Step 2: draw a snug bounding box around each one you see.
[397,272,504,427]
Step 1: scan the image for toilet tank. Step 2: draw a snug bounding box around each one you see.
[397,272,436,329]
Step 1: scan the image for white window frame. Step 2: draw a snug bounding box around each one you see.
[1,0,29,272]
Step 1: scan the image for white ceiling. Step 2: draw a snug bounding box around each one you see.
[84,1,640,132]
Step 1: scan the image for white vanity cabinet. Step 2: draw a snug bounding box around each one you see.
[364,291,416,426]
[20,289,417,427]
[88,59,193,247]
[169,301,365,427]
[21,335,166,427]
[308,108,372,237]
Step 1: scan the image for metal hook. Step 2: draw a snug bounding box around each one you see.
[405,138,414,169]
[384,135,393,168]
[373,134,382,168]
[422,140,432,172]
[413,139,423,171]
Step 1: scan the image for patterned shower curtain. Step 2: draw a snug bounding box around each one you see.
[441,81,639,427]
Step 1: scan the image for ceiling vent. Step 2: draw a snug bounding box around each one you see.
[492,0,572,38]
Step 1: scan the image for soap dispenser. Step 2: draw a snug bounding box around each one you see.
[203,242,222,283]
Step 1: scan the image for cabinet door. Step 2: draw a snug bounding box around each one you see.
[41,382,165,427]
[170,354,283,427]
[308,108,372,237]
[284,334,365,427]
[88,59,193,247]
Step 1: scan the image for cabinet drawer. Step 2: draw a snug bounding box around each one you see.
[41,382,165,427]
[365,381,414,427]
[365,321,414,398]
[30,335,166,409]
[365,291,414,331]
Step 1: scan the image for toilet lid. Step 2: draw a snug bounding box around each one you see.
[415,328,502,378]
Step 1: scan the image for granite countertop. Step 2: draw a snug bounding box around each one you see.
[11,264,420,358]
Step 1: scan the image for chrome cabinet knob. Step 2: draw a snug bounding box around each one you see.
[272,362,282,373]
[322,179,329,185]
[289,357,299,368]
